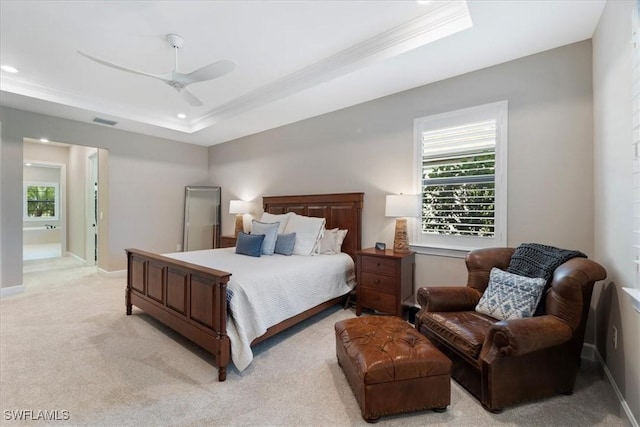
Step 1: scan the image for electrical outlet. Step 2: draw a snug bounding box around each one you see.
[176,244,182,251]
[612,325,618,350]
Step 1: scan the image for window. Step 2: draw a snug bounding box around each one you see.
[413,101,507,255]
[24,182,59,221]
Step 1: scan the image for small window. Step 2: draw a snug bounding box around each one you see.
[24,182,59,221]
[413,101,508,254]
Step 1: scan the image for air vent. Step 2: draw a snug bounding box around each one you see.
[92,117,118,126]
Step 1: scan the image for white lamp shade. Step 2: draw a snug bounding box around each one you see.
[385,194,419,218]
[229,200,251,214]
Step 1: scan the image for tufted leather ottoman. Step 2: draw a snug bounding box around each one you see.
[335,316,451,423]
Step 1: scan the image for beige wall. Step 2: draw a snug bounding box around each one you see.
[209,40,595,292]
[0,107,210,289]
[67,144,94,261]
[593,0,640,421]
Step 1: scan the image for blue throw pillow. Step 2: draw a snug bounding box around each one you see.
[274,232,296,256]
[235,232,265,257]
[251,220,280,255]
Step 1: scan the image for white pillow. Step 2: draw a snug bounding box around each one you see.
[475,268,546,321]
[318,228,348,254]
[260,212,293,234]
[283,213,326,256]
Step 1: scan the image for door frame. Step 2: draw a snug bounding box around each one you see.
[85,149,98,266]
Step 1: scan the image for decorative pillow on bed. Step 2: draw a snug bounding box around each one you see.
[318,228,348,254]
[235,232,265,257]
[283,213,326,256]
[260,212,293,234]
[475,268,547,321]
[251,220,279,255]
[274,232,296,256]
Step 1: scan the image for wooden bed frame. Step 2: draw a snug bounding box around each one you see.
[125,192,363,381]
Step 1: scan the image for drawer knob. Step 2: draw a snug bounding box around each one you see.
[376,262,381,267]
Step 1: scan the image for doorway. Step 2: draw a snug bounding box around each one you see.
[22,162,65,261]
[22,139,105,272]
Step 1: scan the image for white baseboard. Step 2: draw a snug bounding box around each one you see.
[583,343,639,427]
[0,284,25,298]
[65,251,87,265]
[97,268,126,278]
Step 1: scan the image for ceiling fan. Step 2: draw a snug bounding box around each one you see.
[77,34,236,107]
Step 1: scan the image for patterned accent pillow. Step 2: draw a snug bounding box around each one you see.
[475,268,547,321]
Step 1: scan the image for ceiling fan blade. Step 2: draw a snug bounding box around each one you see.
[77,50,169,82]
[180,88,203,107]
[182,60,236,84]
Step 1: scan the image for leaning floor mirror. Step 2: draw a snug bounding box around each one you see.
[183,186,221,251]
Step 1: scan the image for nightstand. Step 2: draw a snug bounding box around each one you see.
[356,248,415,317]
[219,235,237,248]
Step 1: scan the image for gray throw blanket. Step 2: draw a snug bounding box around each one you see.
[507,243,586,281]
[507,243,586,315]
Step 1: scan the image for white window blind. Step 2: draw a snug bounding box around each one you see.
[633,1,640,288]
[421,120,497,237]
[413,101,507,254]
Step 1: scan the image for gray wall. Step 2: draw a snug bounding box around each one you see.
[593,0,639,420]
[0,107,210,289]
[209,40,595,292]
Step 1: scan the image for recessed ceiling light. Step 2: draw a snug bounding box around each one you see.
[417,0,432,4]
[40,138,49,143]
[177,113,187,119]
[1,65,18,73]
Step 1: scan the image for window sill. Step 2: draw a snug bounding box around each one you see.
[622,287,640,313]
[410,244,472,258]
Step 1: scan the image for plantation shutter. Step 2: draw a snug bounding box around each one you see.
[633,2,640,287]
[421,119,497,237]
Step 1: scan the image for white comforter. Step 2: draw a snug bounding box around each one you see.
[163,248,355,371]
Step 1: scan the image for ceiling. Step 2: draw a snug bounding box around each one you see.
[0,1,605,147]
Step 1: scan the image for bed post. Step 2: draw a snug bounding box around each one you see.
[125,250,132,315]
[217,279,231,381]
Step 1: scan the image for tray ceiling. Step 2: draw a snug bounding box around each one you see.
[0,1,605,147]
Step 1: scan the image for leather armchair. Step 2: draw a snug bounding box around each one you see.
[414,247,607,412]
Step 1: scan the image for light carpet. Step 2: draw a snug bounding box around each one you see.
[0,257,629,426]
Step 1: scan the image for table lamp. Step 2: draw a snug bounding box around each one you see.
[229,200,251,237]
[385,194,419,253]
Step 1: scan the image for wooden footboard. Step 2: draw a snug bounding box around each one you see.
[125,248,232,381]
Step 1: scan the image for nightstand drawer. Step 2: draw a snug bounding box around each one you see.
[219,235,237,248]
[359,289,395,314]
[361,256,396,276]
[360,272,395,293]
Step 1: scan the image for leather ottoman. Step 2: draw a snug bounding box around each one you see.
[335,316,451,423]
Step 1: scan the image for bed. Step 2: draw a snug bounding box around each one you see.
[125,192,363,381]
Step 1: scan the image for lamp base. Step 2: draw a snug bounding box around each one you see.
[393,218,410,253]
[234,214,244,237]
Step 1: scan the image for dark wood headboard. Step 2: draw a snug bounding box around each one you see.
[262,192,364,261]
